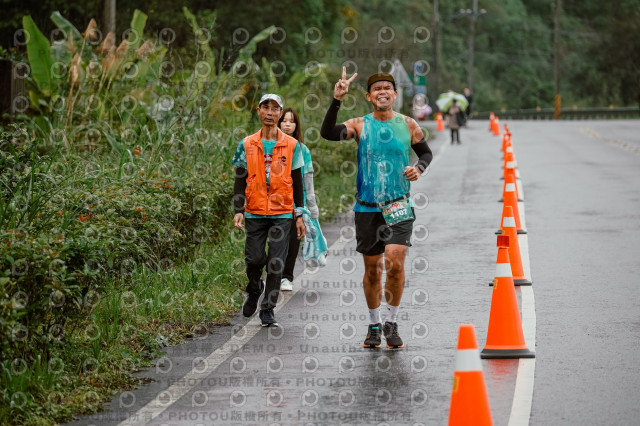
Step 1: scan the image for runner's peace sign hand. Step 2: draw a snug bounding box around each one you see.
[334,66,358,101]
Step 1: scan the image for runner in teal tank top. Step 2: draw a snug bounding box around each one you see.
[321,68,433,350]
[355,112,413,212]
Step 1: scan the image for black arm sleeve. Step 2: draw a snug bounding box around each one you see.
[320,98,348,141]
[411,139,433,172]
[292,168,304,211]
[233,167,247,213]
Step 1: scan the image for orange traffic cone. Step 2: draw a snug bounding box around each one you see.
[504,149,522,181]
[501,151,519,181]
[492,117,500,136]
[497,175,526,234]
[436,112,444,131]
[502,150,515,179]
[488,112,495,131]
[502,132,511,153]
[499,169,523,200]
[504,145,515,162]
[448,324,493,426]
[481,235,535,359]
[499,206,532,286]
[501,136,512,161]
[498,163,524,202]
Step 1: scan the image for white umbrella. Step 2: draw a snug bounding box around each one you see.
[436,92,469,111]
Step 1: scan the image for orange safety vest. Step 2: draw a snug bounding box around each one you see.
[243,128,298,216]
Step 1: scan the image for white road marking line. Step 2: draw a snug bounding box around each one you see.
[118,321,261,426]
[516,179,525,201]
[508,169,536,425]
[518,234,532,281]
[520,287,536,351]
[509,284,536,426]
[517,201,527,230]
[508,358,536,426]
[580,127,640,155]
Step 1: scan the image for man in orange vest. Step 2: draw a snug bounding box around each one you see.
[232,94,306,326]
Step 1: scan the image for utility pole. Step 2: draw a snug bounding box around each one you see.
[432,0,439,104]
[460,0,486,94]
[554,0,562,119]
[104,0,116,35]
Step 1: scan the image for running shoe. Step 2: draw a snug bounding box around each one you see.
[383,321,404,348]
[259,308,277,326]
[280,278,293,291]
[363,323,382,348]
[242,280,264,317]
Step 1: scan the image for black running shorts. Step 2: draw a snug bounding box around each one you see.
[354,209,415,256]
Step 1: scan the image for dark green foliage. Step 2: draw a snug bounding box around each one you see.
[3,0,638,110]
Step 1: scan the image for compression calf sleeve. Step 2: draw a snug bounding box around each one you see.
[320,98,348,141]
[411,139,433,172]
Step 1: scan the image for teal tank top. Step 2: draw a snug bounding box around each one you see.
[355,113,412,212]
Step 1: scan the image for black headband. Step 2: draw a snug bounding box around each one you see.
[367,73,396,91]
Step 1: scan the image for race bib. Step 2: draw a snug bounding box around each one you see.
[380,199,414,226]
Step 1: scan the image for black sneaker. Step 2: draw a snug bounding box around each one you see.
[363,323,382,348]
[242,280,264,317]
[383,321,404,349]
[259,308,277,327]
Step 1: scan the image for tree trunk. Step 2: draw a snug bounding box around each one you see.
[104,0,116,36]
[0,59,26,115]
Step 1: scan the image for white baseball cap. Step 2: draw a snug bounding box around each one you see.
[259,94,283,108]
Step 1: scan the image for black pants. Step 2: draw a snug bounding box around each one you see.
[451,128,460,143]
[282,219,301,282]
[244,217,292,311]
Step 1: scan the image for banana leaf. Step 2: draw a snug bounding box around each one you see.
[261,57,279,92]
[126,10,148,54]
[182,7,217,76]
[235,26,276,68]
[23,15,57,97]
[50,11,82,48]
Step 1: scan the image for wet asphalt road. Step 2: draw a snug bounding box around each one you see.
[67,119,640,426]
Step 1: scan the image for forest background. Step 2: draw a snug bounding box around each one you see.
[3,0,640,111]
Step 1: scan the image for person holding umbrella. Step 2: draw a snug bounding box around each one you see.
[436,91,468,144]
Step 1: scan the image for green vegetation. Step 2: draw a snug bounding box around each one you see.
[0,8,367,425]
